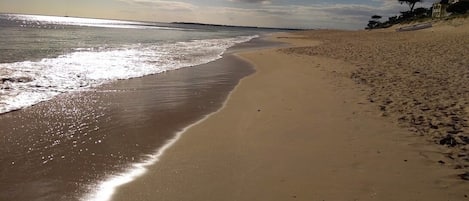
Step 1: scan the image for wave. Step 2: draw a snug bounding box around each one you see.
[0,35,258,114]
[81,107,214,201]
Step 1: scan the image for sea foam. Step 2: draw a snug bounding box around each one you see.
[0,35,258,114]
[82,111,211,201]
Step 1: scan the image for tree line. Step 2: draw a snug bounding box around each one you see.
[366,0,469,29]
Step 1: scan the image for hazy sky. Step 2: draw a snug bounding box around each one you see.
[0,0,435,29]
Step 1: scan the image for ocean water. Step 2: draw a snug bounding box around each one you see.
[0,13,278,201]
[0,13,268,114]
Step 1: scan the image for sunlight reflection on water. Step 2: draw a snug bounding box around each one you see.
[5,14,184,30]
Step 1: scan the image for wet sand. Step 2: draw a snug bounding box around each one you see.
[112,23,468,200]
[0,53,254,200]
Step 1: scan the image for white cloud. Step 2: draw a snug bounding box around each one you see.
[116,0,437,30]
[118,0,197,11]
[228,0,272,4]
[229,0,435,29]
[198,3,390,29]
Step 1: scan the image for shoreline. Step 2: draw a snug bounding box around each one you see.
[0,43,260,200]
[2,21,468,200]
[83,94,233,201]
[111,30,468,200]
[83,37,286,200]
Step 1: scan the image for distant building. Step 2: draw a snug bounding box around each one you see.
[433,0,469,18]
[432,3,449,18]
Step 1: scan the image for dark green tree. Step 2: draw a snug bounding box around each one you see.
[447,1,469,14]
[366,20,380,29]
[400,10,414,20]
[388,16,398,23]
[371,15,382,20]
[413,7,430,17]
[398,0,423,12]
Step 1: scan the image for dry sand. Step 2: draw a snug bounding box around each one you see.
[284,19,469,174]
[112,20,469,201]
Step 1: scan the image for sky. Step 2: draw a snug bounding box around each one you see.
[0,0,436,29]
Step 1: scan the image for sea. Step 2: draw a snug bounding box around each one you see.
[0,13,275,114]
[0,13,281,201]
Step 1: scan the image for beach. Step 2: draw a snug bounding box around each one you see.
[111,20,469,200]
[0,14,283,201]
[283,20,469,171]
[2,14,469,200]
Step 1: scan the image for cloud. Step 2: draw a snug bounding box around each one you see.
[375,0,434,9]
[116,0,436,30]
[228,0,272,5]
[252,4,380,27]
[195,5,364,29]
[118,0,197,11]
[254,0,435,28]
[198,0,432,29]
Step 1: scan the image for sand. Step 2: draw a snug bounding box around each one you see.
[284,20,469,172]
[112,20,469,201]
[0,55,254,201]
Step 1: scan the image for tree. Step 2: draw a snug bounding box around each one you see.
[400,10,414,20]
[413,7,430,17]
[447,1,469,14]
[367,20,380,29]
[366,15,383,29]
[398,0,423,12]
[371,15,382,20]
[388,16,398,23]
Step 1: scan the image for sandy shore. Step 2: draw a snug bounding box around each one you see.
[284,20,469,173]
[112,21,469,201]
[0,54,254,201]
